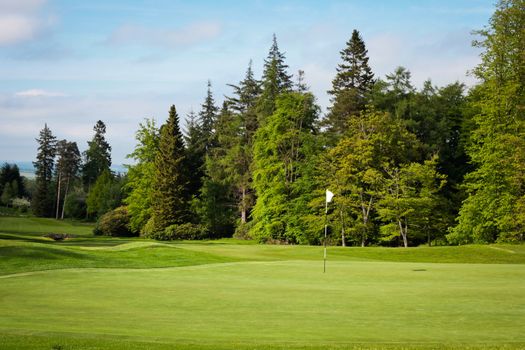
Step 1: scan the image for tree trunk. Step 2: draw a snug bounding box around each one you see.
[55,172,62,220]
[399,219,408,248]
[339,208,346,247]
[241,187,247,224]
[61,176,70,220]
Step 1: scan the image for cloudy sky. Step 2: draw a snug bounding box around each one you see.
[0,0,493,165]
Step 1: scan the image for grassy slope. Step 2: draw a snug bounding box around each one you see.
[1,216,525,349]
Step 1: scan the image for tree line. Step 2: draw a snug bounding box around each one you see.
[29,0,523,246]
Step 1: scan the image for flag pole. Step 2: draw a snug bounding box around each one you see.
[324,198,328,273]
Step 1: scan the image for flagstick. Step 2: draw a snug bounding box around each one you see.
[324,199,328,273]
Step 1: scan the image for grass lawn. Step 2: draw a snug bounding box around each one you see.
[1,216,524,349]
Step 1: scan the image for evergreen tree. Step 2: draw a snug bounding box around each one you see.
[449,0,525,243]
[194,102,237,235]
[32,124,57,217]
[257,34,293,122]
[0,163,25,199]
[224,61,262,226]
[199,80,220,152]
[227,60,261,139]
[323,29,374,138]
[148,105,190,233]
[124,118,160,234]
[82,120,112,189]
[55,140,81,219]
[184,110,205,198]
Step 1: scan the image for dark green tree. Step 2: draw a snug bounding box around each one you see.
[257,34,293,122]
[55,140,81,219]
[32,124,57,217]
[147,105,190,234]
[184,110,205,198]
[323,29,374,139]
[0,163,25,200]
[82,120,112,189]
[199,80,220,152]
[225,61,262,227]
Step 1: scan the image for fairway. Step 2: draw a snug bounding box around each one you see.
[1,217,525,349]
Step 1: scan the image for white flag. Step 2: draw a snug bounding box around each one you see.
[326,189,334,203]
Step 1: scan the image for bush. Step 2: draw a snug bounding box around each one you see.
[233,221,253,240]
[11,197,31,213]
[93,206,136,237]
[149,223,209,241]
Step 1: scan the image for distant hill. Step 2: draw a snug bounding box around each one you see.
[0,161,127,179]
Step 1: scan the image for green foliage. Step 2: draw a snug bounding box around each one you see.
[82,120,112,188]
[63,189,87,219]
[124,118,160,234]
[0,163,25,199]
[32,124,57,217]
[94,206,135,237]
[257,34,293,121]
[149,105,190,232]
[377,157,446,247]
[1,180,18,206]
[149,223,210,240]
[54,140,81,219]
[324,29,374,139]
[450,0,525,243]
[11,197,31,213]
[86,170,124,219]
[251,92,320,243]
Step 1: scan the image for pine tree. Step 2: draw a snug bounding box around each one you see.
[148,105,190,233]
[32,124,57,217]
[324,29,374,138]
[184,110,205,198]
[55,140,81,219]
[225,61,262,226]
[227,60,261,139]
[82,120,112,189]
[199,80,220,153]
[195,102,238,235]
[257,34,293,122]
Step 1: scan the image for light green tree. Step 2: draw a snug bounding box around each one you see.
[124,118,160,234]
[449,0,525,243]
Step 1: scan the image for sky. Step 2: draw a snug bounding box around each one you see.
[0,0,494,165]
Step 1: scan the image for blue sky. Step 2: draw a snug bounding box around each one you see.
[0,0,493,165]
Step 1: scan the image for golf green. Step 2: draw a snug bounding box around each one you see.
[1,258,524,349]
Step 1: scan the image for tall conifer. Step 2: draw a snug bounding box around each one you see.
[149,105,189,232]
[324,29,374,138]
[32,124,57,217]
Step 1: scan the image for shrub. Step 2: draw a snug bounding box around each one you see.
[149,223,209,241]
[93,206,136,237]
[11,197,31,213]
[233,221,253,240]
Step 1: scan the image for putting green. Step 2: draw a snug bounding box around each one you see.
[1,258,524,349]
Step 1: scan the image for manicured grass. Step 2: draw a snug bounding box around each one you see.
[1,216,524,349]
[0,215,94,236]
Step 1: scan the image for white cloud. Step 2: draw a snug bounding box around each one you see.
[15,89,67,97]
[0,0,51,46]
[107,21,222,49]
